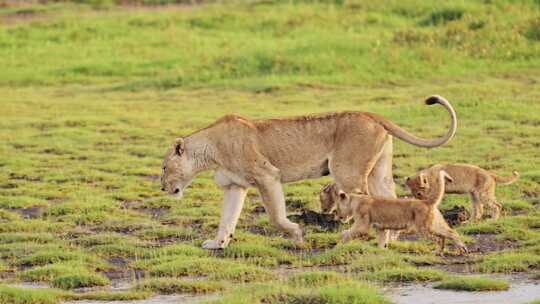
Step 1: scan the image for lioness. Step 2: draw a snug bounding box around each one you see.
[334,171,468,255]
[406,164,519,221]
[161,95,457,249]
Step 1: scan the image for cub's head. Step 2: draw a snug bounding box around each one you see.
[405,171,430,200]
[320,184,339,214]
[334,189,355,223]
[161,137,195,200]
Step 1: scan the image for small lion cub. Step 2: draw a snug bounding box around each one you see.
[406,164,519,221]
[335,170,468,254]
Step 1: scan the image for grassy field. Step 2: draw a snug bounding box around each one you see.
[1,1,540,303]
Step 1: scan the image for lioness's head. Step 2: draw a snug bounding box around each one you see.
[161,137,195,200]
[405,171,430,199]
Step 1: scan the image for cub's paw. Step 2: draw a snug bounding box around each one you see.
[340,230,352,243]
[202,239,226,250]
[291,228,305,245]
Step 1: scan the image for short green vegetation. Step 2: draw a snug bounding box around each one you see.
[478,251,540,273]
[364,267,447,283]
[136,277,225,294]
[0,285,60,304]
[434,276,510,292]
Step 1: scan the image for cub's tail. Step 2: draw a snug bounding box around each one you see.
[491,171,519,185]
[427,170,454,206]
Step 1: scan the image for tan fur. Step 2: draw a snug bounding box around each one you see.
[336,171,468,254]
[161,96,457,249]
[406,164,519,221]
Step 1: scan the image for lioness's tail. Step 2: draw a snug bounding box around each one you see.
[367,95,457,148]
[427,170,453,206]
[491,171,519,185]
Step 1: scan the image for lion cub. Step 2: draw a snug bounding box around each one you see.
[406,164,519,221]
[334,171,468,254]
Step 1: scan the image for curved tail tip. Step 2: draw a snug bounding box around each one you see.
[425,95,447,105]
[513,171,520,176]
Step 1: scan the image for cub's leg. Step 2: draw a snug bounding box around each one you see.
[429,215,468,254]
[341,215,370,243]
[256,176,304,244]
[202,184,247,249]
[369,137,400,245]
[470,191,484,222]
[487,200,502,219]
[485,187,502,219]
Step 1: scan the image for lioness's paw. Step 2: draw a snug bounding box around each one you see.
[202,239,226,250]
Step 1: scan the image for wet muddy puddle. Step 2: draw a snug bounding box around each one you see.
[386,275,540,304]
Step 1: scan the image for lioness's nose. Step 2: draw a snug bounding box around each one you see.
[161,187,165,192]
[174,188,180,194]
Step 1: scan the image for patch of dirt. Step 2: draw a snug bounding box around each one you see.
[138,207,170,219]
[285,198,308,210]
[523,190,539,199]
[11,143,36,150]
[442,206,470,227]
[46,196,65,204]
[143,174,160,181]
[41,148,70,155]
[0,183,17,189]
[288,210,341,231]
[252,205,265,213]
[122,200,169,218]
[12,205,47,219]
[468,233,518,253]
[9,173,42,182]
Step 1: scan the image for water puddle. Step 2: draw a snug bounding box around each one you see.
[387,276,540,304]
[61,294,219,304]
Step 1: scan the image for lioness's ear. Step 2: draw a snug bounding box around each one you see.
[338,190,348,201]
[174,138,185,156]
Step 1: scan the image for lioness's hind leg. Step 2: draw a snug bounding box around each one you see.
[369,137,400,243]
[331,132,387,195]
[257,177,303,244]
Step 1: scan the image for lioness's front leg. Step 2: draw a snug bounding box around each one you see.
[257,177,303,244]
[202,185,247,249]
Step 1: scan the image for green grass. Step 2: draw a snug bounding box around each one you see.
[211,282,390,304]
[136,277,225,294]
[51,272,110,289]
[364,267,447,283]
[478,251,540,273]
[1,0,540,301]
[148,257,237,277]
[434,276,509,292]
[288,271,350,287]
[0,285,61,304]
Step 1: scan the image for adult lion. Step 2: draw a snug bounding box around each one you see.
[161,95,457,249]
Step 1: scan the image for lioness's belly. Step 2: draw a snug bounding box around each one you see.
[278,158,330,183]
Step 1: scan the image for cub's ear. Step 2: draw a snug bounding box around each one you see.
[419,173,428,188]
[442,171,454,183]
[174,137,185,156]
[322,184,332,193]
[338,190,348,201]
